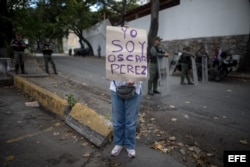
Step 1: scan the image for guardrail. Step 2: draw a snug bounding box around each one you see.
[0,58,11,73]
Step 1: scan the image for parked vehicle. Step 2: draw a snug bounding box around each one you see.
[73,47,89,57]
[209,52,240,81]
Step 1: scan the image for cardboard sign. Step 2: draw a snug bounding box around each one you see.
[106,26,147,81]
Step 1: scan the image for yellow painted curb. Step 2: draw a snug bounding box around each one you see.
[13,76,69,116]
[69,103,112,138]
[14,76,112,147]
[66,103,112,146]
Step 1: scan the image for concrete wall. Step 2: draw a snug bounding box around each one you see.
[162,34,248,62]
[80,0,249,57]
[63,32,80,54]
[128,0,250,58]
[83,20,111,57]
[63,20,111,56]
[128,0,250,40]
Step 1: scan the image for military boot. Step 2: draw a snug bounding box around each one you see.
[15,64,19,74]
[20,63,27,74]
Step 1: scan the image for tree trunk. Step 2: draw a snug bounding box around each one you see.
[83,39,94,56]
[147,0,160,61]
[79,35,94,56]
[238,33,250,73]
[245,34,250,72]
[0,0,13,49]
[79,39,85,49]
[117,0,127,26]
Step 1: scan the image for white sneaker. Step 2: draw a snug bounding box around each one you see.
[111,145,123,157]
[126,149,136,158]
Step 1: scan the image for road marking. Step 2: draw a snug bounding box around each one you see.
[6,127,53,144]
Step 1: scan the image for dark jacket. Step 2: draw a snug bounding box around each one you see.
[150,45,165,63]
[11,39,26,52]
[195,51,208,64]
[43,43,53,55]
[179,51,192,65]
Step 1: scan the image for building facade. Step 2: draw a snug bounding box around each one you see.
[128,0,250,57]
[66,0,249,59]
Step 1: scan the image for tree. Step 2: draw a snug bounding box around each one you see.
[0,0,30,49]
[31,0,70,52]
[56,0,101,55]
[0,0,12,49]
[4,0,138,56]
[57,0,138,55]
[0,0,33,57]
[12,2,46,51]
[147,0,160,61]
[99,0,138,26]
[245,33,250,72]
[6,0,102,55]
[238,32,250,73]
[239,0,250,73]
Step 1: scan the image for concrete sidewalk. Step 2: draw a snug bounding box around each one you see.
[1,56,187,167]
[1,55,250,167]
[227,71,250,80]
[11,56,113,147]
[0,87,186,167]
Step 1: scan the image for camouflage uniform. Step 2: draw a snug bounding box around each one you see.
[148,44,165,95]
[195,47,208,81]
[43,42,57,74]
[11,34,27,74]
[179,48,193,84]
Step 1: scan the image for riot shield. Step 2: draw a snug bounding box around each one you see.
[202,57,208,82]
[169,52,181,75]
[157,57,170,96]
[191,57,199,86]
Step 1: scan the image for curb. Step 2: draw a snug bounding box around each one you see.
[14,76,69,116]
[227,74,250,80]
[65,103,112,147]
[13,76,112,147]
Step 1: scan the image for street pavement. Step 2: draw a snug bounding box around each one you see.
[0,87,187,167]
[1,54,250,167]
[0,55,187,167]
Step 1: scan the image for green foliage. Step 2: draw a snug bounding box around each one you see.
[104,114,112,121]
[98,0,139,25]
[6,0,138,52]
[67,94,77,108]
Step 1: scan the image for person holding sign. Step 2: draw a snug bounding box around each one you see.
[148,36,168,96]
[109,80,142,158]
[106,26,147,158]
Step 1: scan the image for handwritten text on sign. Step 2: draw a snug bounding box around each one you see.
[106,26,147,81]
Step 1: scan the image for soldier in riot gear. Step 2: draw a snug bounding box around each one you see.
[179,47,194,85]
[148,36,168,95]
[42,40,57,74]
[11,33,27,74]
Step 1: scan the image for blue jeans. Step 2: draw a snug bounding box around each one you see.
[111,91,141,149]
